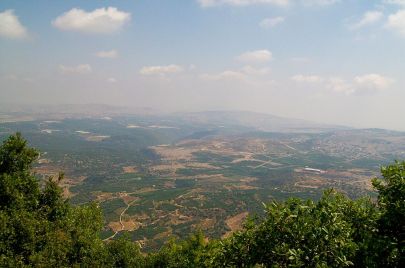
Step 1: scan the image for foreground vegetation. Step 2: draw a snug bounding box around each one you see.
[0,134,403,267]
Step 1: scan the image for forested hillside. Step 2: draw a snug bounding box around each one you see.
[0,133,403,267]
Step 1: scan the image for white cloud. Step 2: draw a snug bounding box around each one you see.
[139,65,183,75]
[52,7,131,34]
[329,74,393,95]
[198,0,340,7]
[301,0,340,6]
[386,9,405,36]
[236,50,272,64]
[293,73,393,95]
[107,77,117,83]
[326,77,355,95]
[354,74,393,91]
[200,65,270,81]
[259,17,285,28]
[200,70,246,81]
[95,49,118,58]
[383,0,405,6]
[198,0,290,7]
[242,65,271,75]
[350,11,383,30]
[291,74,323,83]
[59,64,92,74]
[0,10,28,39]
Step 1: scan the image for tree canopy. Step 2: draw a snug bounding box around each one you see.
[0,133,403,267]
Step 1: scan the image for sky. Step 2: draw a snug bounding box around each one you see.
[0,0,404,130]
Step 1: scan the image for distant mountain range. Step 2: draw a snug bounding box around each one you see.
[0,103,361,133]
[174,111,350,133]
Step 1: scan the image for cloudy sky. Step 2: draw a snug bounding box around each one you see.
[0,0,404,130]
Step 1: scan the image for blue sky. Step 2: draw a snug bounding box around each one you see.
[1,0,405,130]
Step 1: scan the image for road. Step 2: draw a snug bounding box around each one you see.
[103,199,136,241]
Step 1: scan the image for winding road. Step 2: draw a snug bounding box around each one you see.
[103,199,136,241]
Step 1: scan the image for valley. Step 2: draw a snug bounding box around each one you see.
[1,109,404,251]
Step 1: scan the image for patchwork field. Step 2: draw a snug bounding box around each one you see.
[1,111,404,251]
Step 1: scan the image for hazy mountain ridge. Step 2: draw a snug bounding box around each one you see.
[174,110,350,133]
[0,104,351,133]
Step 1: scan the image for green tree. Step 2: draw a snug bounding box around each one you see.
[106,235,145,267]
[0,133,109,266]
[372,161,405,267]
[213,191,365,267]
[146,232,210,268]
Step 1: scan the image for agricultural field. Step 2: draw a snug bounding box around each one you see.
[1,110,405,251]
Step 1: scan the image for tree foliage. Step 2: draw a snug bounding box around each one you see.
[0,133,404,267]
[372,162,405,266]
[0,133,110,266]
